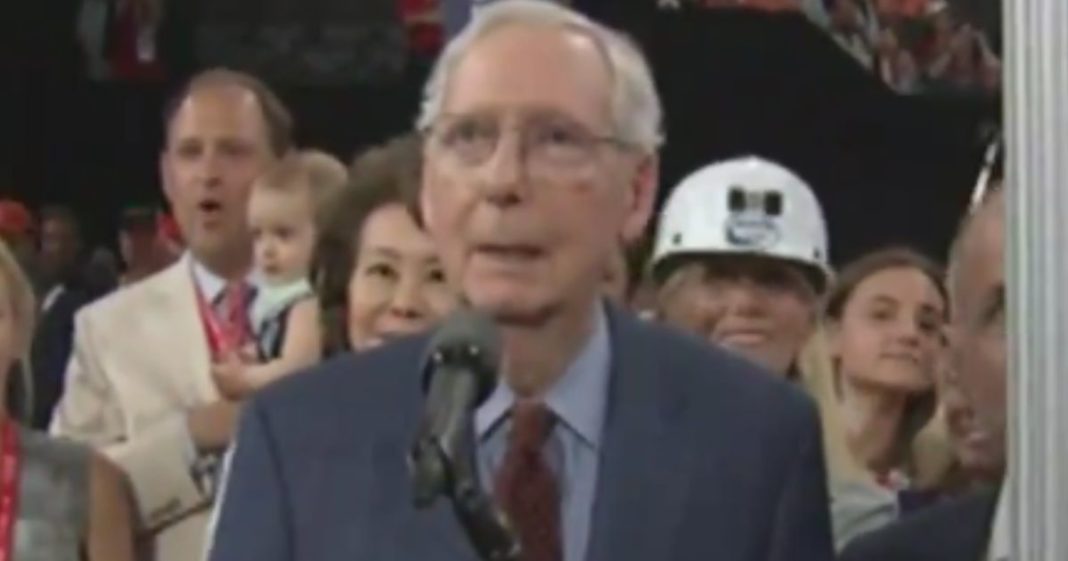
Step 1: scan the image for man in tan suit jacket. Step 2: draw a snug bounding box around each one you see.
[51,69,293,561]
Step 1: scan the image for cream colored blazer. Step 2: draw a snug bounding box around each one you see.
[51,262,221,561]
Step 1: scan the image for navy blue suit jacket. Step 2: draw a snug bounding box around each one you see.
[840,487,999,561]
[209,308,834,561]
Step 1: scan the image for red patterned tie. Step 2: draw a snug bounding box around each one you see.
[219,282,254,351]
[494,401,562,561]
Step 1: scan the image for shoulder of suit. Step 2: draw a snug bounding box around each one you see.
[76,264,186,326]
[252,334,429,419]
[840,488,999,560]
[630,315,817,415]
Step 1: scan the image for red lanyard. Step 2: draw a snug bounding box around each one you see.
[193,273,233,359]
[0,419,20,561]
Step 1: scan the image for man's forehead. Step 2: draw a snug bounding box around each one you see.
[444,24,613,122]
[171,86,266,138]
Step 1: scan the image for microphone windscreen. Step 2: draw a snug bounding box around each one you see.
[422,308,501,402]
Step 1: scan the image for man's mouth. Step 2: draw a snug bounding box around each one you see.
[198,200,223,214]
[475,243,544,262]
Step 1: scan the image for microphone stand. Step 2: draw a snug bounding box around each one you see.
[410,413,521,561]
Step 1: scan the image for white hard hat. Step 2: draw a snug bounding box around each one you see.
[651,156,832,292]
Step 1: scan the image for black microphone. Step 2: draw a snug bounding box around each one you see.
[410,308,500,506]
[409,309,521,561]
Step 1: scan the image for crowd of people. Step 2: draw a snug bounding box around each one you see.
[63,0,1002,97]
[652,0,1001,95]
[0,1,1007,560]
[833,0,1001,94]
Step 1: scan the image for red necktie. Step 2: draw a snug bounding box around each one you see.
[218,282,254,351]
[494,401,562,561]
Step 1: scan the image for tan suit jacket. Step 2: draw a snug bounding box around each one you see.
[51,262,221,561]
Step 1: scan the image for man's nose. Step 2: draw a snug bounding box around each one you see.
[194,149,226,186]
[476,130,527,207]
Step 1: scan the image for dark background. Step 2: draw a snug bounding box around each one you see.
[1,3,997,266]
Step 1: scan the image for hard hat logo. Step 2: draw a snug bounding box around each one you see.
[725,213,781,250]
[727,187,783,217]
[724,187,784,250]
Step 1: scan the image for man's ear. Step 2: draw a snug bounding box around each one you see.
[621,153,658,245]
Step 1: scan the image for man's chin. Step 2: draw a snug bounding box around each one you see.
[465,292,556,328]
[190,235,251,262]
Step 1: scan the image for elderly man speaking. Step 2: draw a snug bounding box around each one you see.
[207,2,834,561]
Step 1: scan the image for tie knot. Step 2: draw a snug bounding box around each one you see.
[229,280,253,299]
[508,400,555,454]
[216,281,255,309]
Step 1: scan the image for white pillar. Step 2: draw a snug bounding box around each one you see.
[1004,0,1068,559]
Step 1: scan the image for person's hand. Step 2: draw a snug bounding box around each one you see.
[186,400,242,453]
[212,353,258,401]
[238,343,260,363]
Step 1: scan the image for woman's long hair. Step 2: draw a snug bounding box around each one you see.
[798,326,869,483]
[817,246,956,489]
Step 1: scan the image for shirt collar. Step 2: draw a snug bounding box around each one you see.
[186,252,260,303]
[475,301,612,450]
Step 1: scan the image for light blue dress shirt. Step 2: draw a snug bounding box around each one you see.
[474,304,611,561]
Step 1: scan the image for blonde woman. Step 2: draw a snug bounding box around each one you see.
[0,240,134,561]
[651,157,831,378]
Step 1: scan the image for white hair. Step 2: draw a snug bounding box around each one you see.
[416,0,664,152]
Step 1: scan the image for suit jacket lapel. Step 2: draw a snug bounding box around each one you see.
[586,309,693,561]
[155,262,218,403]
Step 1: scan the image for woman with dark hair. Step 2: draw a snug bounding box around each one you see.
[314,135,459,355]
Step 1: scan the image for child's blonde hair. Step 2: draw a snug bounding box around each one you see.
[254,151,344,214]
[298,149,348,195]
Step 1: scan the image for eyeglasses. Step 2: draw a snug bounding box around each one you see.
[423,113,632,175]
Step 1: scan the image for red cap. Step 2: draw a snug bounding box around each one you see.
[0,200,34,238]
